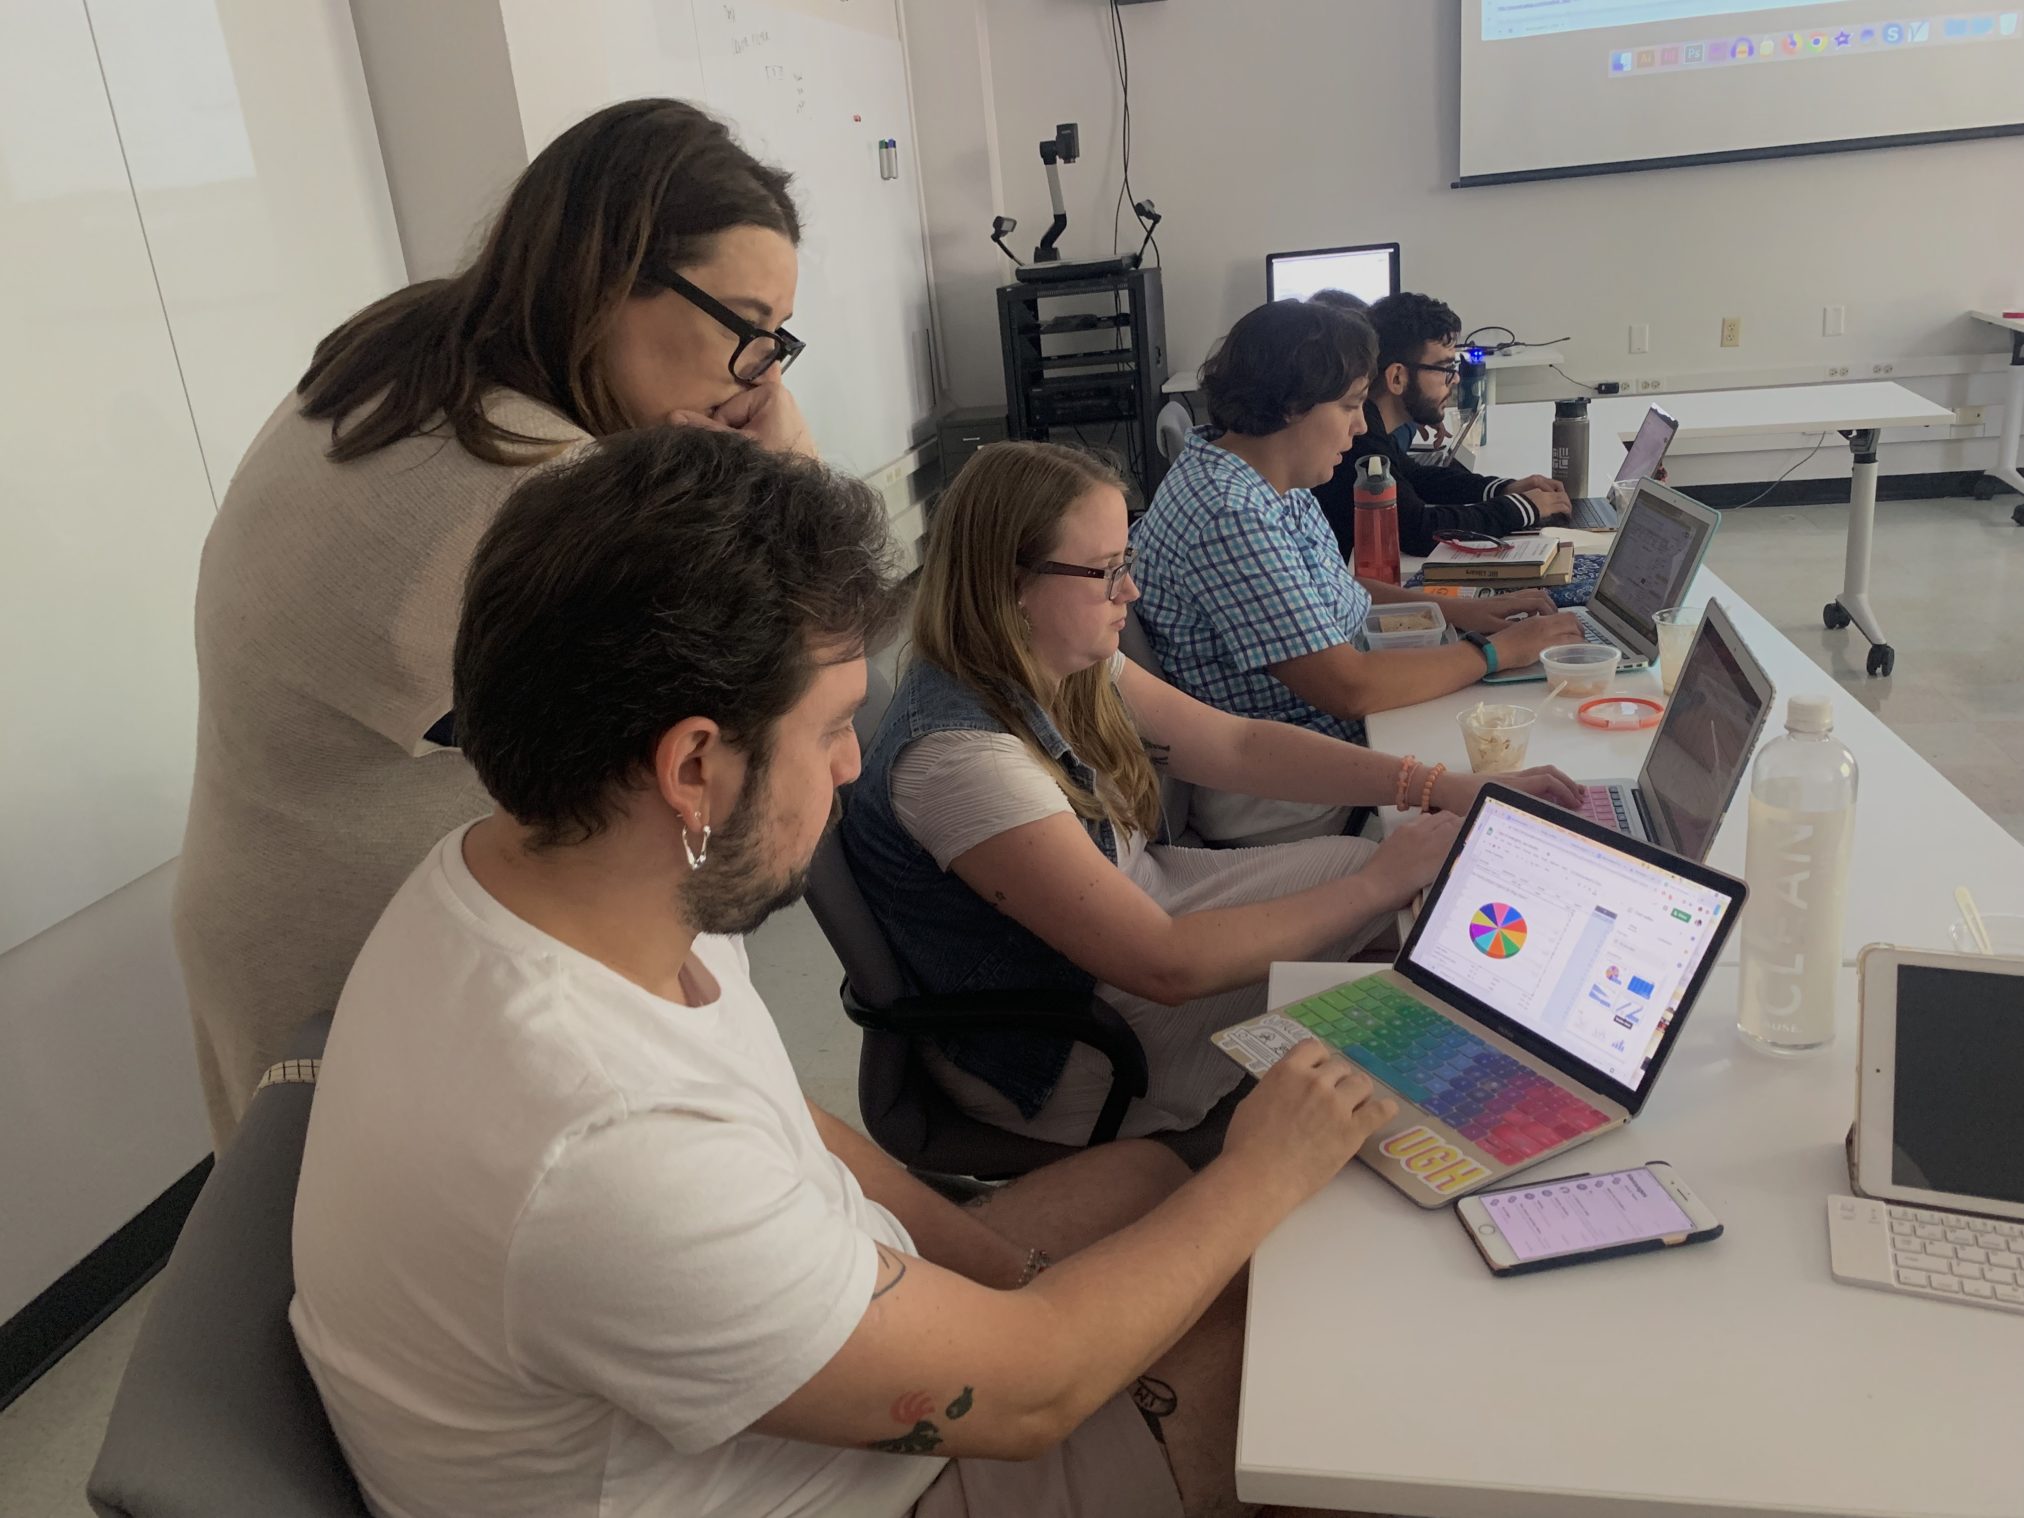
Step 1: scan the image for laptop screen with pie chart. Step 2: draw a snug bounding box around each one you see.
[1404,793,1735,1095]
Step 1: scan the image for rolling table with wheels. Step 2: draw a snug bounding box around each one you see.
[1465,383,1957,677]
[1968,310,2024,518]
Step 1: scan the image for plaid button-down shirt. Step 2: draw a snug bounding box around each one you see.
[1131,428,1371,745]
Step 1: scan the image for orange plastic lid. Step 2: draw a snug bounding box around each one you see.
[1578,696,1664,730]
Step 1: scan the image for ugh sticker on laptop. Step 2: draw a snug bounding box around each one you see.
[1378,1125,1491,1197]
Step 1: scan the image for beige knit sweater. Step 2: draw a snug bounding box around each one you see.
[174,390,588,1147]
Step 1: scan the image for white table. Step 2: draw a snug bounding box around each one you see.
[1365,551,2024,964]
[1162,347,1566,398]
[1240,962,2024,1518]
[1969,310,2024,512]
[1465,383,1957,677]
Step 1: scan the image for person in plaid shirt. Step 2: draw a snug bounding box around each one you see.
[1131,300,1580,845]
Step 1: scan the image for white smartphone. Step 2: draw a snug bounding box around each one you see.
[1455,1161,1722,1277]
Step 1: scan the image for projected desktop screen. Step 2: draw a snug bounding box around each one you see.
[1265,243,1401,305]
[1460,2,2024,183]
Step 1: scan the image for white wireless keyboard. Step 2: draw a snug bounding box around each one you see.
[1827,1194,2024,1314]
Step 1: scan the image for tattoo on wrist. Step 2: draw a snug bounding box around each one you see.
[867,1385,975,1455]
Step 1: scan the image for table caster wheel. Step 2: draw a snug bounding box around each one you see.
[1867,644,1895,678]
[2013,502,2024,526]
[1823,602,1852,630]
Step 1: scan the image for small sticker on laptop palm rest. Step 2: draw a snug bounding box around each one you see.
[1280,980,1609,1167]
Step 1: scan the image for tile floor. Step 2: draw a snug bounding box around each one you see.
[5,495,2021,1516]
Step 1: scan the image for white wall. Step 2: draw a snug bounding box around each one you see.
[1,0,402,1322]
[918,0,2024,483]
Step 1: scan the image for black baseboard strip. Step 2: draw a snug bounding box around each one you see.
[1695,470,1989,511]
[0,1157,213,1414]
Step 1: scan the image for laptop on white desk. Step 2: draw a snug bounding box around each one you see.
[1483,479,1721,685]
[1575,599,1775,863]
[1570,404,1678,530]
[1213,786,1744,1208]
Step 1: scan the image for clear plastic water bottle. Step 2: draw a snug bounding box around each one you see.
[1738,695,1858,1055]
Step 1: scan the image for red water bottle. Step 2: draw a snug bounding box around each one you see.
[1352,455,1401,585]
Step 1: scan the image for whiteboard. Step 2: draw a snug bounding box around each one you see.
[505,0,937,477]
[685,0,937,475]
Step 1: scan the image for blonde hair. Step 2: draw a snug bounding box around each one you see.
[912,442,1162,837]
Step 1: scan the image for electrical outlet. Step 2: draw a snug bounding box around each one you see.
[1823,304,1846,337]
[1638,378,1664,392]
[1871,363,1897,375]
[1629,323,1650,354]
[1720,317,1742,348]
[1956,405,1986,427]
[1826,366,1852,378]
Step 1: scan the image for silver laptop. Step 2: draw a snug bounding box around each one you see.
[1573,600,1775,862]
[1483,478,1721,684]
[1570,405,1679,530]
[1212,787,1745,1208]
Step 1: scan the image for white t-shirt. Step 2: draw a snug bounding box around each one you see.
[289,823,940,1518]
[889,651,1146,872]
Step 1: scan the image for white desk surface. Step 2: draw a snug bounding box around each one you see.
[1163,348,1565,397]
[1969,309,2024,338]
[1364,553,2024,963]
[1469,382,1956,494]
[1241,963,2024,1518]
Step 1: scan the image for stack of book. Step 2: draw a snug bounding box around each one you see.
[1419,537,1575,589]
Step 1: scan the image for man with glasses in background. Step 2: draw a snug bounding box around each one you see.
[1311,291,1572,561]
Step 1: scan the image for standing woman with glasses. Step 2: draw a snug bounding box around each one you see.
[841,442,1578,1151]
[176,99,814,1146]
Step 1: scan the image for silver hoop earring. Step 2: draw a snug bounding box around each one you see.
[682,821,711,871]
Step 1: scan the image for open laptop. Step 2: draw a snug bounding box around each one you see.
[1483,478,1721,684]
[1213,787,1745,1208]
[1570,405,1679,530]
[1574,599,1775,862]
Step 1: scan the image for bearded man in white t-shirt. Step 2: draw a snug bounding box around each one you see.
[289,426,1398,1518]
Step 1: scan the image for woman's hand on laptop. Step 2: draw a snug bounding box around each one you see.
[1363,812,1464,910]
[1433,765,1582,814]
[1224,1040,1399,1206]
[1447,589,1557,632]
[1490,610,1587,669]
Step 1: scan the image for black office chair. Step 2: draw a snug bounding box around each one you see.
[807,665,1150,1181]
[89,1014,369,1518]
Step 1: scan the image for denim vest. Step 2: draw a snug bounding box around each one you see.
[840,660,1120,1119]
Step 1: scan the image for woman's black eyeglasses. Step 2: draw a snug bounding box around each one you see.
[1024,546,1137,601]
[649,267,805,384]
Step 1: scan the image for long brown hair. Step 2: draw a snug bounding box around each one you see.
[298,99,798,464]
[912,443,1162,836]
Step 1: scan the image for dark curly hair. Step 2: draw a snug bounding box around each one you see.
[1369,291,1463,374]
[1199,299,1376,437]
[455,427,905,848]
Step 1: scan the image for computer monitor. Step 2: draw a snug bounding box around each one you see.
[1265,242,1401,305]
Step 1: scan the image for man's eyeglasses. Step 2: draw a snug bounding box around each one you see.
[1025,546,1137,601]
[647,267,805,385]
[1407,360,1463,380]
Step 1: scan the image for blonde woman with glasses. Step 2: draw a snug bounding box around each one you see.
[840,442,1578,1150]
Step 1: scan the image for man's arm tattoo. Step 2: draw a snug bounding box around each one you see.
[870,1243,908,1303]
[867,1385,975,1455]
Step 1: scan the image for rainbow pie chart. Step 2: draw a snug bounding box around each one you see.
[1470,903,1528,959]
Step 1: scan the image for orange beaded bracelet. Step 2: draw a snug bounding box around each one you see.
[1394,755,1418,812]
[1419,762,1448,813]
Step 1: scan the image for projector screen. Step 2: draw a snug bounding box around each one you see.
[1459,1,2024,184]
